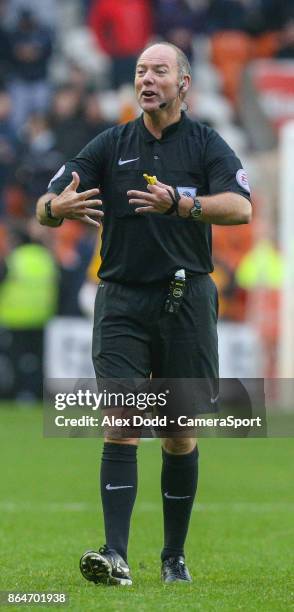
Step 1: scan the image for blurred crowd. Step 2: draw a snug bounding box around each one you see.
[0,0,293,391]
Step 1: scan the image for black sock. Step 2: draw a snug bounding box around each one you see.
[161,446,199,561]
[100,442,137,562]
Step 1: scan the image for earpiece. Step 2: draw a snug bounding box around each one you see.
[159,80,186,109]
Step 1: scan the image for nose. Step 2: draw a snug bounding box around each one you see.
[142,70,155,85]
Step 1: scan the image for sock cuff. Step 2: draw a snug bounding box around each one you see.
[102,442,138,462]
[161,549,184,562]
[162,445,199,466]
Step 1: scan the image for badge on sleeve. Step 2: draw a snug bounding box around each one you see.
[48,165,65,189]
[177,187,197,198]
[236,169,250,194]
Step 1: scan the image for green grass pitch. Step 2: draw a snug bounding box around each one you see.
[0,405,293,611]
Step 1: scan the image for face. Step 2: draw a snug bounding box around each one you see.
[135,45,184,112]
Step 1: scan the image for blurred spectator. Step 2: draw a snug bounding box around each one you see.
[0,223,9,281]
[15,113,64,210]
[52,223,96,316]
[67,62,93,97]
[208,0,294,36]
[78,227,102,318]
[83,90,114,142]
[244,0,289,36]
[244,0,276,36]
[0,224,59,399]
[255,0,294,32]
[0,0,12,82]
[81,0,93,20]
[208,0,248,32]
[155,0,208,61]
[0,89,18,216]
[88,0,153,87]
[8,9,53,130]
[50,84,88,158]
[0,259,7,283]
[4,0,58,31]
[236,234,284,377]
[212,223,252,321]
[212,258,248,321]
[275,20,294,59]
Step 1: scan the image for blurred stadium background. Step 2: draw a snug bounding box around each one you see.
[0,0,294,398]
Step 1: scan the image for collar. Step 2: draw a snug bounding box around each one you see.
[138,111,187,142]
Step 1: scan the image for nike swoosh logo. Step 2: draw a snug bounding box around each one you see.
[106,484,133,490]
[210,393,219,404]
[118,157,139,165]
[164,492,191,500]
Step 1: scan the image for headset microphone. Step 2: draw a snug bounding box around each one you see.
[159,81,185,109]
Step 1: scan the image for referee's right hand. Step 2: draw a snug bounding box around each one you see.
[51,172,103,227]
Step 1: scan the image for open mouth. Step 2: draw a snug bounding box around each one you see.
[141,91,157,100]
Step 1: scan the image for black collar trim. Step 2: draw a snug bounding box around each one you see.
[137,111,187,142]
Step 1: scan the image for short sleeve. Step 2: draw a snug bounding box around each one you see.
[47,128,112,195]
[204,129,251,201]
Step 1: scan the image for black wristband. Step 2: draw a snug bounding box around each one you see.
[45,199,63,225]
[165,188,179,215]
[45,199,56,219]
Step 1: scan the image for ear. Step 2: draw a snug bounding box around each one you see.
[179,75,191,95]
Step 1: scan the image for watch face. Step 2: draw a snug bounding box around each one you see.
[190,200,202,219]
[190,208,200,218]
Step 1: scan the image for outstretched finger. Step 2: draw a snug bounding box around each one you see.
[129,198,154,206]
[81,214,101,227]
[65,171,80,192]
[79,188,100,201]
[83,208,104,217]
[74,199,102,210]
[135,206,156,214]
[127,190,153,201]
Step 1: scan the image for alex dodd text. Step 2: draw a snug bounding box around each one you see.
[54,415,262,429]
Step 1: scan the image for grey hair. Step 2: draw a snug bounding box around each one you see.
[137,42,192,82]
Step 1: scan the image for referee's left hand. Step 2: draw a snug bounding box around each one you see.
[127,181,174,214]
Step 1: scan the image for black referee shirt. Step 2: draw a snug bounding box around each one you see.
[48,112,251,284]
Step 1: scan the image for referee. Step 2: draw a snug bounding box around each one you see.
[36,42,252,586]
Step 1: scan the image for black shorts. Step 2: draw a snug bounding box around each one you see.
[92,274,219,380]
[92,275,219,421]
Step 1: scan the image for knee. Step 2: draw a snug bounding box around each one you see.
[162,437,197,455]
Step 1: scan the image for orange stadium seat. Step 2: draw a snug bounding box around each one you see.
[211,31,252,66]
[210,31,252,104]
[251,32,279,59]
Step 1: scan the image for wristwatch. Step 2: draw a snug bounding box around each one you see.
[189,198,202,221]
